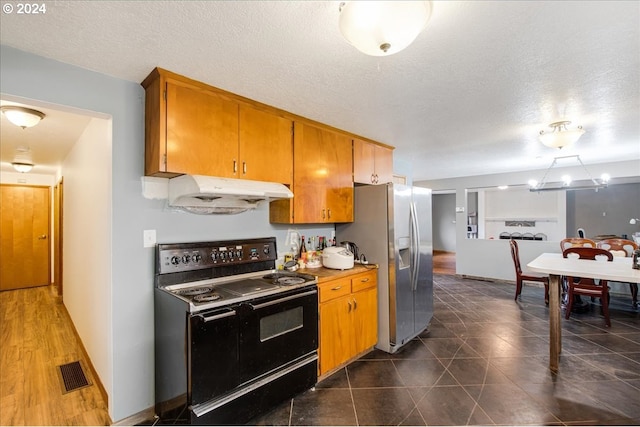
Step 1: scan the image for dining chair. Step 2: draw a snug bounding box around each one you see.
[559,238,597,304]
[596,238,639,307]
[560,237,596,251]
[562,247,614,327]
[510,239,549,305]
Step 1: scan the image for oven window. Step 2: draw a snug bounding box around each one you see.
[259,307,304,342]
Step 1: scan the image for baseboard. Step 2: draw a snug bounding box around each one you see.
[59,302,111,424]
[112,406,157,426]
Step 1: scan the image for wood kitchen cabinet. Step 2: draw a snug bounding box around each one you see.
[353,138,394,185]
[270,121,353,224]
[142,68,293,184]
[318,269,378,377]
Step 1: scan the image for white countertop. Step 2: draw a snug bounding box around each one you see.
[527,252,640,283]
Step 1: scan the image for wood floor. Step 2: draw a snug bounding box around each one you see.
[433,250,456,275]
[0,286,111,426]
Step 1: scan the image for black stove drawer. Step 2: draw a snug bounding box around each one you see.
[189,307,239,405]
[238,286,318,382]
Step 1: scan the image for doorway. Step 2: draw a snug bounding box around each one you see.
[0,184,50,290]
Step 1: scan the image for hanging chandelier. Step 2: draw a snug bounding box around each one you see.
[338,1,432,56]
[539,120,585,149]
[528,155,609,192]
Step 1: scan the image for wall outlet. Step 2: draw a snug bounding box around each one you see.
[143,229,156,248]
[455,206,465,213]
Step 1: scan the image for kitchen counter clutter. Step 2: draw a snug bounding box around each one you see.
[300,265,379,377]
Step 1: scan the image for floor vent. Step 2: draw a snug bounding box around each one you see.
[57,360,91,393]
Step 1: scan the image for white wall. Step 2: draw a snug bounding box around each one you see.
[61,117,112,404]
[481,188,565,241]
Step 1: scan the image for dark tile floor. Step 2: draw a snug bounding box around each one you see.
[249,274,640,426]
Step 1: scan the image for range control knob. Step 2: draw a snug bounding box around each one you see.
[211,252,218,260]
[263,245,270,255]
[171,256,180,265]
[236,250,242,258]
[192,254,202,263]
[182,255,191,264]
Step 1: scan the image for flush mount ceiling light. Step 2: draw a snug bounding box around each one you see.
[1,106,46,129]
[529,155,609,192]
[539,120,585,149]
[11,146,34,173]
[11,162,34,173]
[338,1,432,56]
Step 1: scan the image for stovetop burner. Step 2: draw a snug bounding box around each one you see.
[275,276,306,286]
[193,293,222,303]
[176,286,214,296]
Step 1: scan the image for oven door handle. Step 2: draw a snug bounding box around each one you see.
[249,289,317,310]
[197,310,237,323]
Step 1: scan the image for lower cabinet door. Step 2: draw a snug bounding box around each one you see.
[352,287,378,353]
[319,295,353,376]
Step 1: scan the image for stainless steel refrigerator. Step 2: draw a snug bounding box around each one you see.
[336,183,433,354]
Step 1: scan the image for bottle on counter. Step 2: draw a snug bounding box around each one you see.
[299,235,307,262]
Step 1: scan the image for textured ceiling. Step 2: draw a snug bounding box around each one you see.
[1,1,639,180]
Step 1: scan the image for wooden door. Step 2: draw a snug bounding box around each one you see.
[166,81,239,177]
[239,105,293,184]
[0,185,50,291]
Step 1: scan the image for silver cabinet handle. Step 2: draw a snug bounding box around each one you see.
[347,300,352,313]
[243,161,247,174]
[353,298,357,310]
[360,278,369,283]
[233,159,237,173]
[38,235,47,240]
[331,286,342,291]
[327,209,331,219]
[322,209,326,220]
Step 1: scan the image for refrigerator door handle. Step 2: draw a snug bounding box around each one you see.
[409,201,421,291]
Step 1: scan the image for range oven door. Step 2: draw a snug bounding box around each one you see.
[239,286,318,382]
[189,306,240,405]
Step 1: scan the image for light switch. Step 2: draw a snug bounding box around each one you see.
[455,206,465,213]
[143,230,157,248]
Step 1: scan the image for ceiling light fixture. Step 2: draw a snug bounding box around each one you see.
[338,1,432,56]
[1,106,46,129]
[539,120,585,149]
[11,146,34,173]
[11,162,34,173]
[529,155,609,192]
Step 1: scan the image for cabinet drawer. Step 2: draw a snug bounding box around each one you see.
[319,278,351,303]
[351,270,377,293]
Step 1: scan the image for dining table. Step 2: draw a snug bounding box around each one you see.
[527,252,640,372]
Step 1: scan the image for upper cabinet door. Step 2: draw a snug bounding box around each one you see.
[353,138,394,184]
[292,122,353,223]
[166,81,239,177]
[239,106,293,184]
[353,138,376,184]
[373,144,394,184]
